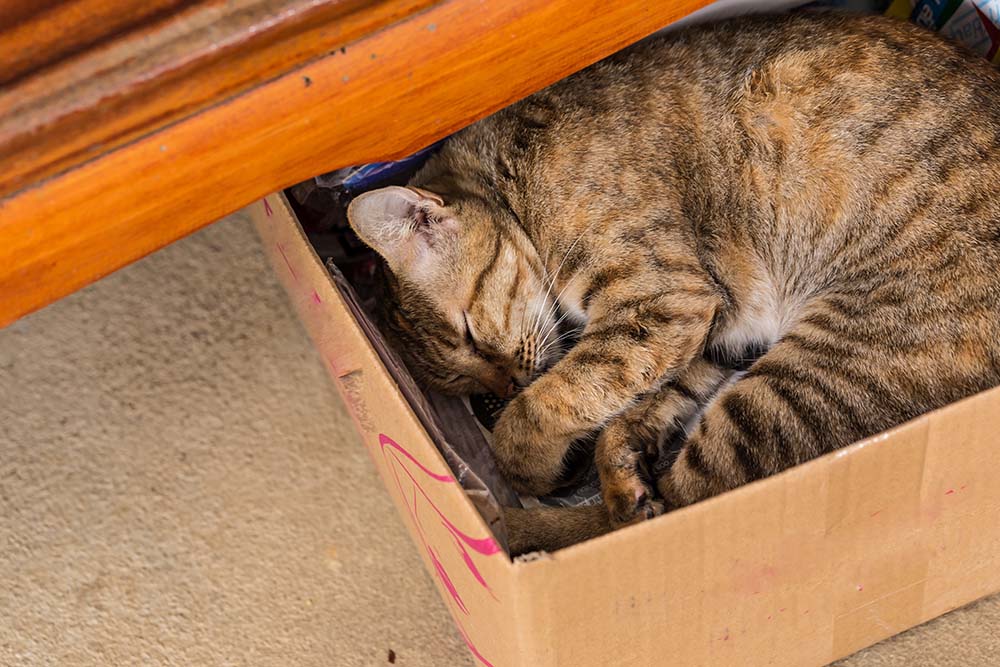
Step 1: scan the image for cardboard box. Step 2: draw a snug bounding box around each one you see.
[248,192,1000,666]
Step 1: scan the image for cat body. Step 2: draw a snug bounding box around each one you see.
[348,12,1000,553]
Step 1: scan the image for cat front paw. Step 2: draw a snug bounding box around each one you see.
[491,394,569,496]
[596,427,666,528]
[603,475,666,528]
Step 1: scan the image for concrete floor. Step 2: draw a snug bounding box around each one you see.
[1,212,997,666]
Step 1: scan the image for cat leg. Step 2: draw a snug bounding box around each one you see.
[597,357,732,527]
[503,358,731,554]
[492,259,722,495]
[655,334,892,510]
[504,504,613,555]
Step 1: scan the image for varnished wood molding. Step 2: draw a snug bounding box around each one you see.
[0,0,439,196]
[0,0,712,326]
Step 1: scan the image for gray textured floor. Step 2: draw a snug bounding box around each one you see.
[1,212,996,666]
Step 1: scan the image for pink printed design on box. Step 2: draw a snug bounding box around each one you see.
[379,433,502,667]
[275,242,299,284]
[255,194,502,664]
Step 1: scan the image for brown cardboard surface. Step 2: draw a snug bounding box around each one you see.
[249,195,520,666]
[251,193,1000,667]
[513,399,1000,667]
[920,390,1000,619]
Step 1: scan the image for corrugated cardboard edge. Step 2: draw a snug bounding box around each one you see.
[249,193,1000,667]
[248,195,523,667]
[511,387,1000,666]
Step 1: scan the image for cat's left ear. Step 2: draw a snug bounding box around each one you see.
[346,185,455,274]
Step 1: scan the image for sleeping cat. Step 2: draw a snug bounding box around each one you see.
[347,11,1000,554]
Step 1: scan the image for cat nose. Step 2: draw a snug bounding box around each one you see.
[486,373,517,398]
[496,379,517,399]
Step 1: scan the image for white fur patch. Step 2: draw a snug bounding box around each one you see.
[713,271,803,353]
[554,273,590,327]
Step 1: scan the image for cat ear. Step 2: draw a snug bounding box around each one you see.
[346,185,454,273]
[406,186,444,206]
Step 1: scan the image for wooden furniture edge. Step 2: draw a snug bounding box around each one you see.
[0,0,440,196]
[0,0,712,327]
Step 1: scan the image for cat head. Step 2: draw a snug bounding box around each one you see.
[347,185,562,397]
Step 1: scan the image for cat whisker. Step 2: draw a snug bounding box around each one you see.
[534,279,579,354]
[534,308,566,359]
[536,328,580,365]
[526,220,598,343]
[525,294,554,344]
[524,246,558,338]
[536,301,577,352]
[527,294,558,354]
[538,328,577,354]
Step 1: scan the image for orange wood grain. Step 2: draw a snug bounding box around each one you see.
[0,0,196,86]
[0,1,64,29]
[0,0,713,327]
[0,0,438,196]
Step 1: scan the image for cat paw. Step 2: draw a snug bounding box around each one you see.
[491,395,566,496]
[603,474,666,528]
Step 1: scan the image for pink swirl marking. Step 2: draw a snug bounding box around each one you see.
[380,433,454,483]
[275,243,299,284]
[384,448,500,600]
[290,227,502,662]
[378,433,501,666]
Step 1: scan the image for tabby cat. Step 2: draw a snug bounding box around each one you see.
[347,11,1000,554]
